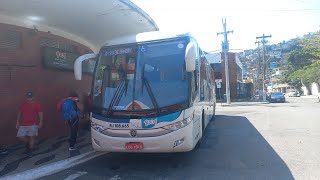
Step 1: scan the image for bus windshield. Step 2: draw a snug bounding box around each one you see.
[92,39,188,116]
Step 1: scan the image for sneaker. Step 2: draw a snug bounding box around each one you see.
[69,146,77,151]
[0,148,8,155]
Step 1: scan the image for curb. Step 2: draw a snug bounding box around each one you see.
[217,101,269,107]
[2,151,107,180]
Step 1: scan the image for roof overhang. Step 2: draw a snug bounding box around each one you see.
[0,0,158,52]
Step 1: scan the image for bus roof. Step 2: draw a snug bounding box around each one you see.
[103,31,194,47]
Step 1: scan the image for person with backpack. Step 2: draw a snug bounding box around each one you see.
[57,91,83,151]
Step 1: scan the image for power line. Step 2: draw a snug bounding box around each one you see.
[265,8,320,12]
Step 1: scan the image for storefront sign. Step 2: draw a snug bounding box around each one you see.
[42,47,95,74]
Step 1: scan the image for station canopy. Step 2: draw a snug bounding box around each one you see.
[0,0,158,52]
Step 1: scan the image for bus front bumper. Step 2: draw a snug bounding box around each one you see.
[91,122,195,153]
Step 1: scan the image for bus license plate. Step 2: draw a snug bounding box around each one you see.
[125,142,144,150]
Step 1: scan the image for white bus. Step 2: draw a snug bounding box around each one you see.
[74,31,216,152]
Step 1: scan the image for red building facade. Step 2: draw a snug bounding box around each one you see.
[212,52,238,99]
[0,23,93,145]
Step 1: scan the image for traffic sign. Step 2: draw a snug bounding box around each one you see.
[216,82,222,89]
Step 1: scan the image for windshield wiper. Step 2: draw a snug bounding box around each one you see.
[107,79,128,115]
[141,64,160,114]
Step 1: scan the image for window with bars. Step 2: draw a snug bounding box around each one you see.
[0,30,22,48]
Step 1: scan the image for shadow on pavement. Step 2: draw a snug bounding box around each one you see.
[44,115,294,180]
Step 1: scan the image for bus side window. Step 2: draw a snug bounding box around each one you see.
[191,70,198,101]
[194,70,198,91]
[205,63,214,102]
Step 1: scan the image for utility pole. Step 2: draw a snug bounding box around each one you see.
[217,18,233,104]
[255,40,261,98]
[256,34,271,101]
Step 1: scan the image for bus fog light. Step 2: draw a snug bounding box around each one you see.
[91,121,106,133]
[173,138,185,148]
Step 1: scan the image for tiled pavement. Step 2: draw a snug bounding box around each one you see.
[0,128,93,178]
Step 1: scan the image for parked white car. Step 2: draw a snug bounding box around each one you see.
[287,90,300,97]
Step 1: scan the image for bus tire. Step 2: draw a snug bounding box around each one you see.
[211,103,216,121]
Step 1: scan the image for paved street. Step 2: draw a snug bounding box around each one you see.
[41,96,320,180]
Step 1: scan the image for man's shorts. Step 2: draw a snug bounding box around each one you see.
[16,125,38,137]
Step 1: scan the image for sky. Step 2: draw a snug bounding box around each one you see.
[132,0,320,52]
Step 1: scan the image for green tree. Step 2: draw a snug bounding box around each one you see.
[287,49,315,70]
[287,61,320,92]
[285,31,320,91]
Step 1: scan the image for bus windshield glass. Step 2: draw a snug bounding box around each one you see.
[92,39,188,116]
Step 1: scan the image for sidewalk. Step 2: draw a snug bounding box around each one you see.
[298,95,318,99]
[0,127,93,178]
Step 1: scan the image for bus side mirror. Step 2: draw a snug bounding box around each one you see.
[74,53,97,80]
[185,42,197,72]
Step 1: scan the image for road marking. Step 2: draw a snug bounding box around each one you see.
[2,151,107,180]
[64,171,88,180]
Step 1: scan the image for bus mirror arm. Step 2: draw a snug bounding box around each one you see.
[74,53,97,80]
[185,42,196,72]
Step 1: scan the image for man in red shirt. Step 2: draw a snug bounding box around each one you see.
[16,91,43,157]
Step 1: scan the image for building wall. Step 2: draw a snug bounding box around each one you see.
[215,52,238,99]
[0,23,93,145]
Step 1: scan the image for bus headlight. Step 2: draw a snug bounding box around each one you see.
[91,121,106,133]
[162,117,192,131]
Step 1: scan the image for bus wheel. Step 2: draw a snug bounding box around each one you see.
[211,103,216,121]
